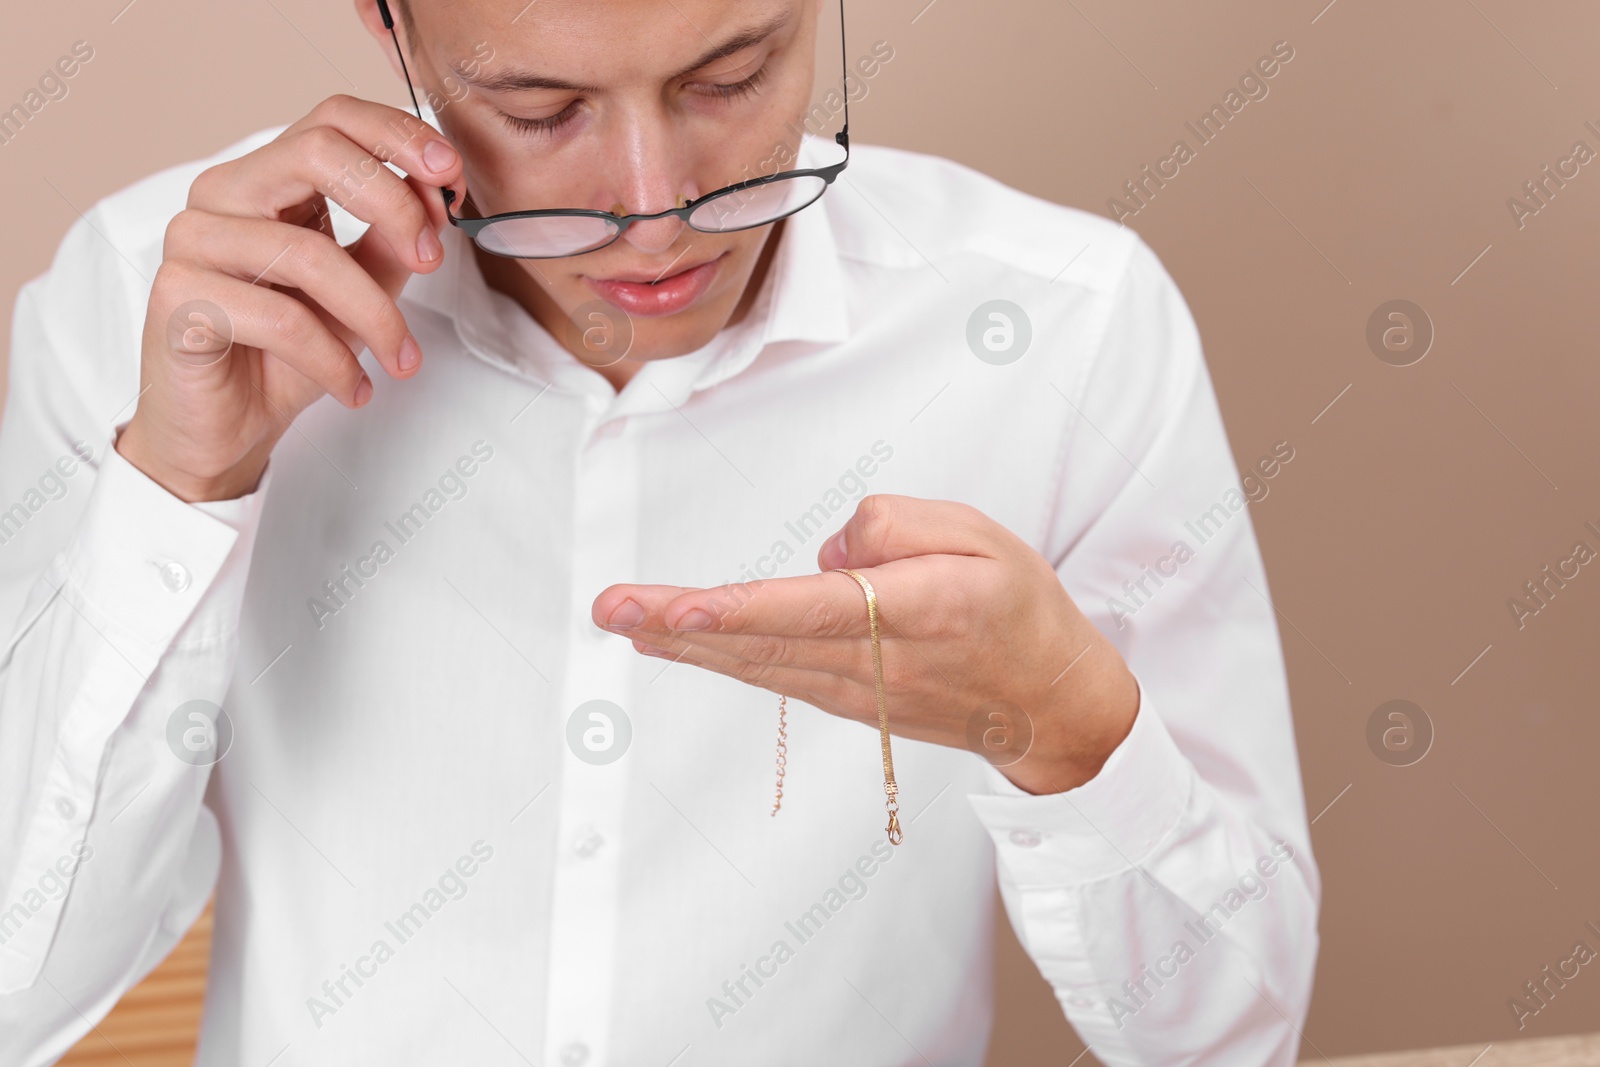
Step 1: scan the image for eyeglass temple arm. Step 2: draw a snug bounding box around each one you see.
[374,0,846,185]
[374,0,460,209]
[835,0,849,151]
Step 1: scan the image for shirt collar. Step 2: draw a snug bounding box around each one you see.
[399,133,850,415]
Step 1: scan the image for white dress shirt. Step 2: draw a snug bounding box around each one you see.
[0,112,1319,1067]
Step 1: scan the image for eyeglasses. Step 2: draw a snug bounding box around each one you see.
[373,0,850,259]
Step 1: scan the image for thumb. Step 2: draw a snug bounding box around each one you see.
[817,494,1000,571]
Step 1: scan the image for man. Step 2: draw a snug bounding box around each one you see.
[0,0,1319,1063]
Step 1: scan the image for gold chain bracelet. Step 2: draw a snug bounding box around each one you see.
[770,694,788,817]
[834,567,902,845]
[767,568,904,846]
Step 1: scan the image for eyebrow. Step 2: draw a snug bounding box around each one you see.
[450,11,791,94]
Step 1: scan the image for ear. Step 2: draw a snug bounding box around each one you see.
[354,0,410,83]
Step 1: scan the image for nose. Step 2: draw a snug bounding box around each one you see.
[604,108,695,257]
[619,200,688,257]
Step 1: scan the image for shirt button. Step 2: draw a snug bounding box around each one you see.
[158,561,191,593]
[560,1041,590,1065]
[1066,993,1097,1010]
[573,827,604,858]
[1009,829,1041,848]
[55,796,76,819]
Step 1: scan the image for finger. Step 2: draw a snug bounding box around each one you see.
[598,570,903,642]
[632,579,966,697]
[275,97,465,236]
[402,169,451,237]
[283,97,463,207]
[817,494,1004,571]
[188,95,462,277]
[340,171,449,309]
[592,583,700,633]
[278,193,336,240]
[154,260,370,408]
[169,209,420,381]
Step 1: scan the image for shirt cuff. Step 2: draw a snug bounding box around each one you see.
[58,423,274,666]
[964,672,1195,886]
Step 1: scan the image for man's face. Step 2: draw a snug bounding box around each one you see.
[384,0,821,368]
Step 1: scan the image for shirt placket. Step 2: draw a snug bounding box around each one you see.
[543,406,639,1067]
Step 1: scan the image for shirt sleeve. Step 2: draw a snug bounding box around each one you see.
[964,233,1321,1067]
[0,202,272,1067]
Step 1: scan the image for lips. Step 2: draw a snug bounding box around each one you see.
[584,253,724,317]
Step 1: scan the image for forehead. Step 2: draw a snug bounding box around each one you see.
[423,0,804,80]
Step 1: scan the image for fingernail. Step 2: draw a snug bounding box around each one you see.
[417,225,442,262]
[673,608,713,631]
[423,139,458,174]
[829,529,847,562]
[353,373,373,407]
[398,335,421,372]
[607,599,645,628]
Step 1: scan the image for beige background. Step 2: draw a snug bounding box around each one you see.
[5,0,1600,1062]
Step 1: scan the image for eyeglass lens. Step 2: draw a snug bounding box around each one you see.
[470,173,830,258]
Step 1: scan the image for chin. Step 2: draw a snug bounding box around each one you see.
[625,307,736,362]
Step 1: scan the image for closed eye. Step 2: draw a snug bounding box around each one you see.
[498,104,580,139]
[694,64,769,102]
[497,65,769,140]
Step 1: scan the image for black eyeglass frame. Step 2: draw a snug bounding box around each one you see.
[372,0,851,259]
